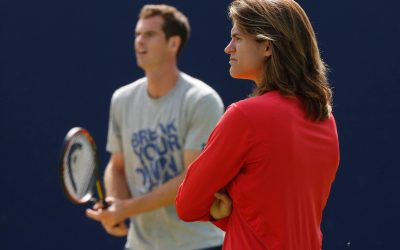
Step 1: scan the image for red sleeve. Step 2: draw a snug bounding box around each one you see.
[176,104,253,224]
[211,217,230,231]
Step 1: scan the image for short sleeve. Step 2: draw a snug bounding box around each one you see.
[106,92,123,153]
[184,93,224,150]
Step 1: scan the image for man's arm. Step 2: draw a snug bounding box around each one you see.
[104,153,131,199]
[119,149,201,217]
[86,152,129,237]
[86,150,201,228]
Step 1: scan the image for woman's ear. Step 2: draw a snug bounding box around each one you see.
[264,41,272,57]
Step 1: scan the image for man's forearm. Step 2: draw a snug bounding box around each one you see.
[119,150,199,219]
[122,171,186,218]
[104,162,131,199]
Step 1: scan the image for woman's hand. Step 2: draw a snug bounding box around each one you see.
[210,191,232,220]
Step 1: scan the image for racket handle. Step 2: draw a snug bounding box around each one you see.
[101,199,109,209]
[89,197,109,209]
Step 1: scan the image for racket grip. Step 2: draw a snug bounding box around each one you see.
[101,199,109,209]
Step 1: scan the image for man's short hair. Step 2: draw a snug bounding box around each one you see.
[139,4,191,56]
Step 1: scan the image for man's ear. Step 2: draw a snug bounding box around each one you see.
[264,40,272,57]
[168,36,181,53]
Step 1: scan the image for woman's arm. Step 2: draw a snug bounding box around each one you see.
[176,105,252,222]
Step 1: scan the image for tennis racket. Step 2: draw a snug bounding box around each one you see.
[59,127,107,207]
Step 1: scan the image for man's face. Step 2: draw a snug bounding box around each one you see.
[224,24,270,84]
[135,16,171,71]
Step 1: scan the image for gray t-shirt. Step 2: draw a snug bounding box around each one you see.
[107,72,225,250]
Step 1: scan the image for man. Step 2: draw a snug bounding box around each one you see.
[176,0,340,249]
[86,4,224,250]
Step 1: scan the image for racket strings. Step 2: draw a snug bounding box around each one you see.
[63,134,97,201]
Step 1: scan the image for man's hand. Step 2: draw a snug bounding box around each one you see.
[210,191,232,220]
[102,221,129,237]
[86,197,129,237]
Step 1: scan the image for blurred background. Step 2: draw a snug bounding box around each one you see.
[1,0,399,249]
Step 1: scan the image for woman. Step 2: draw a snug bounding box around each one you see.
[176,0,340,249]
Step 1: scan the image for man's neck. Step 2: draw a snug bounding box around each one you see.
[145,64,180,98]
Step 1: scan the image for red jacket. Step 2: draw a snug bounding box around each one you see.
[176,91,340,250]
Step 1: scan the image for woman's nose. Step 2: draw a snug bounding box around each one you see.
[224,40,235,54]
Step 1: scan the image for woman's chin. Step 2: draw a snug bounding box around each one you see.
[229,71,251,81]
[229,70,242,79]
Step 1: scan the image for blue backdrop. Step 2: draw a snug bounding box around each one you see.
[1,0,399,249]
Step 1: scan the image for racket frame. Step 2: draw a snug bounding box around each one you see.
[59,127,106,205]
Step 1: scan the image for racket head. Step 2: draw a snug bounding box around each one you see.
[59,127,102,205]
